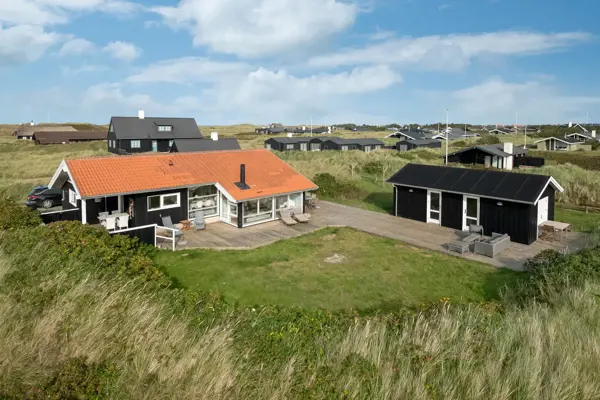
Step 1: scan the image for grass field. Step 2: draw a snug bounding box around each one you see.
[154,227,521,311]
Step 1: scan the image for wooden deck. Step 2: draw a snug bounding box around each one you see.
[178,201,587,270]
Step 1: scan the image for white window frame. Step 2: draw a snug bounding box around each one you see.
[68,189,77,207]
[265,143,272,150]
[300,143,308,151]
[158,125,172,132]
[131,140,141,149]
[169,140,174,148]
[188,186,219,219]
[147,192,181,211]
[285,144,294,150]
[341,145,349,151]
[427,190,442,224]
[462,195,480,231]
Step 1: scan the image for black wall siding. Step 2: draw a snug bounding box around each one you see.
[392,186,397,216]
[107,131,117,154]
[237,203,244,228]
[396,185,427,222]
[111,225,155,246]
[479,197,536,245]
[441,192,462,230]
[125,188,188,227]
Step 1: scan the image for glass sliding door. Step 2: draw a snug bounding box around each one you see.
[242,197,274,226]
[427,191,441,224]
[189,185,218,220]
[462,196,480,231]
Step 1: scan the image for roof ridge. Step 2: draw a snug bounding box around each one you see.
[66,148,262,162]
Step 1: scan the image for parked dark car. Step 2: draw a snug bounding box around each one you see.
[25,186,62,209]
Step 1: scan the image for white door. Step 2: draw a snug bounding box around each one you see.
[220,193,229,223]
[427,191,442,224]
[300,143,308,151]
[462,196,480,231]
[537,196,549,226]
[484,156,491,167]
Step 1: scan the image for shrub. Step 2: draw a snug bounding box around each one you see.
[0,200,41,230]
[477,135,501,145]
[313,173,364,200]
[452,140,466,148]
[40,359,116,399]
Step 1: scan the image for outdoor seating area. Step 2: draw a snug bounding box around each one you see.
[448,225,512,259]
[99,211,129,231]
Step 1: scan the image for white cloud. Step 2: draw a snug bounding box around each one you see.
[57,38,95,57]
[61,63,108,76]
[0,24,62,65]
[201,65,401,121]
[308,31,593,70]
[152,0,358,57]
[0,0,143,26]
[103,41,141,62]
[446,78,600,124]
[127,57,251,84]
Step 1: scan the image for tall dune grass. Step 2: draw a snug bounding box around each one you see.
[2,229,600,399]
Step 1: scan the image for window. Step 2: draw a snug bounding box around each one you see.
[364,146,371,153]
[109,124,114,133]
[310,143,320,151]
[68,189,77,207]
[131,140,141,149]
[243,197,274,225]
[188,185,218,219]
[300,143,308,151]
[169,140,174,148]
[341,145,349,151]
[265,143,272,150]
[147,192,181,211]
[286,144,294,150]
[158,125,172,132]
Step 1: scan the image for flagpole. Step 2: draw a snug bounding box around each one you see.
[445,109,449,165]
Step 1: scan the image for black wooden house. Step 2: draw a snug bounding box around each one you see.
[320,138,384,152]
[264,137,340,152]
[107,111,202,154]
[396,139,442,152]
[387,164,563,244]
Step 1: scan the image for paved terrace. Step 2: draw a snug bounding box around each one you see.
[178,201,587,270]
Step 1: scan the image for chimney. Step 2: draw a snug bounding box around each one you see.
[235,164,250,190]
[287,132,293,137]
[210,132,219,141]
[30,120,34,126]
[138,109,145,120]
[592,130,597,138]
[568,121,573,128]
[503,142,513,171]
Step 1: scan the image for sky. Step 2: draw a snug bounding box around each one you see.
[1,0,599,125]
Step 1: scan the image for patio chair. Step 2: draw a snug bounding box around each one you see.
[161,215,184,242]
[104,216,116,231]
[116,215,129,230]
[474,233,510,258]
[98,211,109,219]
[279,209,298,226]
[292,212,310,223]
[194,211,206,231]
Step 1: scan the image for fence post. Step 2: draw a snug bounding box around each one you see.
[172,230,175,252]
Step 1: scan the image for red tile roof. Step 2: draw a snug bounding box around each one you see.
[64,149,317,201]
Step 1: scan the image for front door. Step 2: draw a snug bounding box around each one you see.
[537,196,549,226]
[462,196,480,231]
[427,190,442,224]
[152,140,158,152]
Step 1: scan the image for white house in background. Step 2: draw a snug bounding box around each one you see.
[568,122,589,133]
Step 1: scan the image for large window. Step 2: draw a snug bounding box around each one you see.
[286,144,294,150]
[147,192,180,211]
[158,125,172,132]
[243,197,274,225]
[68,189,77,207]
[341,145,349,151]
[188,185,218,219]
[131,140,141,149]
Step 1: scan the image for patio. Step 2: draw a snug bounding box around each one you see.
[174,201,587,270]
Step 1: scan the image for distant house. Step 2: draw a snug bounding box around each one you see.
[264,137,339,152]
[432,128,479,140]
[534,136,592,151]
[15,125,77,140]
[396,139,441,152]
[387,163,564,245]
[568,122,589,133]
[446,143,527,170]
[566,132,596,142]
[33,130,106,145]
[386,129,431,140]
[107,111,202,154]
[169,136,241,153]
[488,128,513,135]
[321,138,384,152]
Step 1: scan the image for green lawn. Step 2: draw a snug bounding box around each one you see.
[154,228,521,311]
[555,207,600,232]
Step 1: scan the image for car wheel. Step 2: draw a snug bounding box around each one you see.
[42,199,54,209]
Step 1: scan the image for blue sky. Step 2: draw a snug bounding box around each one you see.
[1,0,598,125]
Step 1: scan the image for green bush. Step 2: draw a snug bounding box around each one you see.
[0,200,41,230]
[477,135,501,145]
[0,221,167,286]
[313,173,364,200]
[452,140,467,148]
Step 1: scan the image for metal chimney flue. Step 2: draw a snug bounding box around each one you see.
[235,164,250,190]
